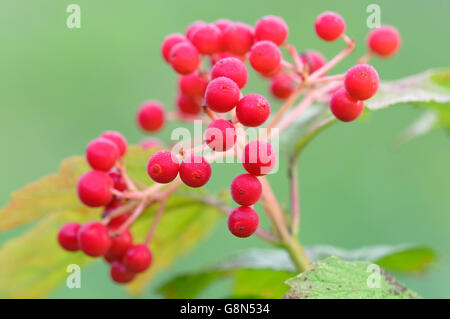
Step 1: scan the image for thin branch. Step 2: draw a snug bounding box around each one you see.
[289,161,300,236]
[116,159,137,192]
[144,198,167,244]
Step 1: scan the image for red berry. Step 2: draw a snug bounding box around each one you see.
[86,138,119,172]
[330,87,364,122]
[77,221,111,257]
[228,206,259,238]
[169,42,200,75]
[136,101,165,132]
[101,131,127,157]
[110,261,136,284]
[179,73,208,98]
[108,170,127,192]
[300,50,327,74]
[314,11,346,41]
[179,155,211,188]
[344,64,379,100]
[123,244,152,273]
[270,74,295,99]
[236,94,271,127]
[57,222,81,251]
[242,140,276,176]
[147,150,180,184]
[367,25,401,58]
[211,57,248,89]
[161,33,187,63]
[204,119,237,152]
[190,24,222,55]
[176,93,202,115]
[77,170,113,207]
[222,22,254,55]
[204,76,240,113]
[230,174,262,206]
[254,15,289,46]
[104,229,133,263]
[186,21,207,41]
[249,40,282,74]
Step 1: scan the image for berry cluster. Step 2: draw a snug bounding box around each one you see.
[58,12,401,283]
[59,131,152,284]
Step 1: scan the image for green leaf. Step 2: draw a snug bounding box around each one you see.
[366,69,450,110]
[287,69,450,159]
[0,145,222,297]
[0,211,93,298]
[159,244,435,299]
[284,256,419,299]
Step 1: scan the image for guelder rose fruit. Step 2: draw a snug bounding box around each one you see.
[330,87,364,122]
[77,170,113,207]
[344,64,379,100]
[147,150,180,184]
[228,206,259,238]
[204,119,237,152]
[242,140,276,176]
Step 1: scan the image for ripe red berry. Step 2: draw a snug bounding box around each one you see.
[123,244,152,273]
[230,174,262,206]
[136,101,165,132]
[140,137,163,149]
[300,50,327,73]
[228,206,259,238]
[77,170,113,207]
[204,119,237,152]
[108,170,127,192]
[204,76,240,113]
[254,15,289,46]
[211,57,248,89]
[367,25,401,58]
[169,42,201,75]
[186,21,207,41]
[344,64,379,100]
[242,140,276,176]
[179,73,208,98]
[57,222,81,252]
[147,150,180,184]
[176,93,202,115]
[104,229,133,263]
[101,131,127,157]
[86,138,119,172]
[270,74,295,99]
[330,87,364,122]
[260,63,283,78]
[110,261,136,284]
[77,221,111,257]
[161,33,187,63]
[314,11,346,42]
[222,22,254,55]
[190,24,222,55]
[236,94,271,127]
[179,155,211,188]
[249,40,282,74]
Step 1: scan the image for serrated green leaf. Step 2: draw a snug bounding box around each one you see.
[284,256,419,299]
[159,244,435,299]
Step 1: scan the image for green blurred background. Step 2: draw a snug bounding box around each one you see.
[1,0,449,298]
